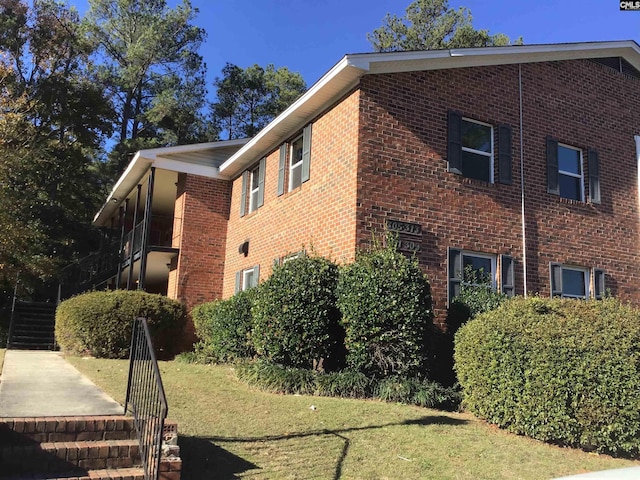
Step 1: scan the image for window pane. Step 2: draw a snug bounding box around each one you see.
[558,146,580,174]
[463,255,493,282]
[243,270,254,291]
[462,121,491,153]
[251,167,260,189]
[559,174,581,200]
[291,137,303,165]
[290,163,302,190]
[461,151,491,182]
[562,269,586,297]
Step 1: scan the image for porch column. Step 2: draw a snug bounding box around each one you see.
[138,167,155,291]
[127,184,142,290]
[116,198,129,288]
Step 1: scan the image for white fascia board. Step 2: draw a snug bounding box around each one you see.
[152,157,222,178]
[93,152,152,225]
[219,56,367,178]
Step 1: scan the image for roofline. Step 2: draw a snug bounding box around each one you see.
[93,138,250,226]
[219,40,640,178]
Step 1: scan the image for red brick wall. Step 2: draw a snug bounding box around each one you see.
[222,89,361,298]
[168,173,231,344]
[357,59,640,327]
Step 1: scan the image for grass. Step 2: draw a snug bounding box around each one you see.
[67,356,640,480]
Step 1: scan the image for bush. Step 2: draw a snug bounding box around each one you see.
[191,289,255,363]
[455,297,640,455]
[236,360,460,409]
[337,236,433,379]
[252,254,343,370]
[55,290,186,359]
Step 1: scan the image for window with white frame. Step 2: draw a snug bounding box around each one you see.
[289,134,304,191]
[557,144,584,201]
[249,164,261,213]
[448,248,515,304]
[547,138,587,202]
[240,157,265,217]
[461,119,494,183]
[550,264,589,299]
[235,265,260,293]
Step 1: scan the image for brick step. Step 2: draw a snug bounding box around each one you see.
[0,417,137,445]
[0,439,141,476]
[2,467,145,480]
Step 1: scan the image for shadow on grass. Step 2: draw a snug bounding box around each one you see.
[179,435,260,479]
[181,415,467,479]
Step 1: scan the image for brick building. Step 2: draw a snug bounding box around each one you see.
[79,41,640,342]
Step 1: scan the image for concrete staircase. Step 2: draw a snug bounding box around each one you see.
[0,415,182,479]
[8,302,57,350]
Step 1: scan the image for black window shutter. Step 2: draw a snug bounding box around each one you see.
[240,171,248,217]
[447,111,462,175]
[448,247,463,305]
[235,271,242,294]
[588,148,601,204]
[277,145,286,196]
[253,265,260,287]
[547,137,559,195]
[550,263,563,297]
[498,124,512,185]
[273,257,281,268]
[302,124,312,183]
[593,268,605,299]
[500,255,515,297]
[257,157,266,208]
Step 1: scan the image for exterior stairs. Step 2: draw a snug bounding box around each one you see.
[8,302,57,350]
[0,415,181,480]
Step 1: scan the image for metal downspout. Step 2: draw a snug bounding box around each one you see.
[519,64,528,297]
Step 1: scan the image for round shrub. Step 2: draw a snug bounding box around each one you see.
[55,290,186,359]
[251,254,343,370]
[336,237,433,379]
[191,289,255,363]
[455,297,640,455]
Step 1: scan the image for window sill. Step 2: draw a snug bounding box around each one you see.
[460,177,496,188]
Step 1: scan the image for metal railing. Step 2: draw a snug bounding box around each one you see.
[125,317,168,480]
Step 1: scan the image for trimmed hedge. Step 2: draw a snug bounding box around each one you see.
[55,290,185,359]
[455,297,640,455]
[337,238,433,379]
[251,255,343,370]
[191,289,255,363]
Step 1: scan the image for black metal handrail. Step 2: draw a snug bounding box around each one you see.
[125,317,168,480]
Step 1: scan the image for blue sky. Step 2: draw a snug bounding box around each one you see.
[71,0,639,93]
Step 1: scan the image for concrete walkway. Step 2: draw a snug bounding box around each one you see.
[0,350,123,417]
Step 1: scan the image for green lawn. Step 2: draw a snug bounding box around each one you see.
[67,356,640,480]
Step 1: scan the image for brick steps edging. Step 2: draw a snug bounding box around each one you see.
[3,467,145,480]
[0,416,136,443]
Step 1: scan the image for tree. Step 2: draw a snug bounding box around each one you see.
[211,63,306,139]
[367,0,522,52]
[84,0,210,174]
[0,0,113,292]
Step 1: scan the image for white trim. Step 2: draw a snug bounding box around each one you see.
[242,267,256,291]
